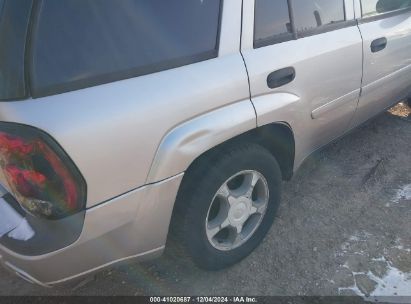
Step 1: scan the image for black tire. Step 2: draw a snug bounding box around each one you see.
[172,143,282,270]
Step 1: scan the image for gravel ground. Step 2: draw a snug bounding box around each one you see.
[0,103,410,300]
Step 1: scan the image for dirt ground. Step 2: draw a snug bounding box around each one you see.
[0,103,410,300]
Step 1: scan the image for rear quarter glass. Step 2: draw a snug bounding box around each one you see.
[0,0,5,16]
[0,0,32,100]
[30,0,221,97]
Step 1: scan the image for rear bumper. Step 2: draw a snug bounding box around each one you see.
[0,173,183,286]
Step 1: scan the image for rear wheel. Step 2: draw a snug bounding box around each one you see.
[173,143,282,270]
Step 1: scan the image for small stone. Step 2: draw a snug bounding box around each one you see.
[345,254,369,272]
[333,268,355,288]
[355,274,377,296]
[390,254,411,273]
[369,261,388,278]
[313,247,318,252]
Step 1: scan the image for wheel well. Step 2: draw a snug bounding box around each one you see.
[250,123,295,180]
[185,123,295,181]
[167,123,295,249]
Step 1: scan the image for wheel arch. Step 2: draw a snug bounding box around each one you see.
[182,122,296,183]
[147,107,296,186]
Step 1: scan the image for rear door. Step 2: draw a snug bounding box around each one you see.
[241,0,363,168]
[352,0,411,126]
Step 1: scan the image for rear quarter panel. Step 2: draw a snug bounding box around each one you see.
[0,0,254,207]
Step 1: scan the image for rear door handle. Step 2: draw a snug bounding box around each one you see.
[267,67,296,89]
[371,37,387,53]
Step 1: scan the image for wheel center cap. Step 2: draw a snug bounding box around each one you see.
[233,203,246,219]
[229,198,250,222]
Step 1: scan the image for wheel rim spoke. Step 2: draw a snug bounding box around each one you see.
[207,214,230,239]
[250,202,267,215]
[232,232,244,247]
[244,171,260,198]
[234,223,243,234]
[217,183,231,199]
[206,224,221,239]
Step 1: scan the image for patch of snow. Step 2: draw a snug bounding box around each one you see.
[391,184,411,204]
[340,257,411,303]
[349,235,361,242]
[371,257,386,262]
[337,234,411,303]
[369,265,411,297]
[394,245,411,253]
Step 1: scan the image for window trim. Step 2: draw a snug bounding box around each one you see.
[359,2,411,24]
[254,33,295,49]
[297,19,357,38]
[253,0,353,49]
[28,0,224,99]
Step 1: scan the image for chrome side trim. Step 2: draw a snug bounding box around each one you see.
[362,62,411,92]
[311,89,361,119]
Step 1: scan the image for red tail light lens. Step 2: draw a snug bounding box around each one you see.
[0,123,86,219]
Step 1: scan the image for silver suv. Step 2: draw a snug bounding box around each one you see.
[1,0,411,287]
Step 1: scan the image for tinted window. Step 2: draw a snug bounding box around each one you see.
[254,0,291,48]
[0,0,32,100]
[0,1,4,16]
[32,0,221,97]
[361,0,411,17]
[293,0,345,33]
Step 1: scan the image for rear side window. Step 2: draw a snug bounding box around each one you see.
[0,1,4,16]
[254,0,347,48]
[0,0,32,101]
[361,0,411,17]
[31,0,221,98]
[254,0,292,48]
[293,0,346,34]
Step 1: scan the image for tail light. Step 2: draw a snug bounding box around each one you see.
[0,123,86,220]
